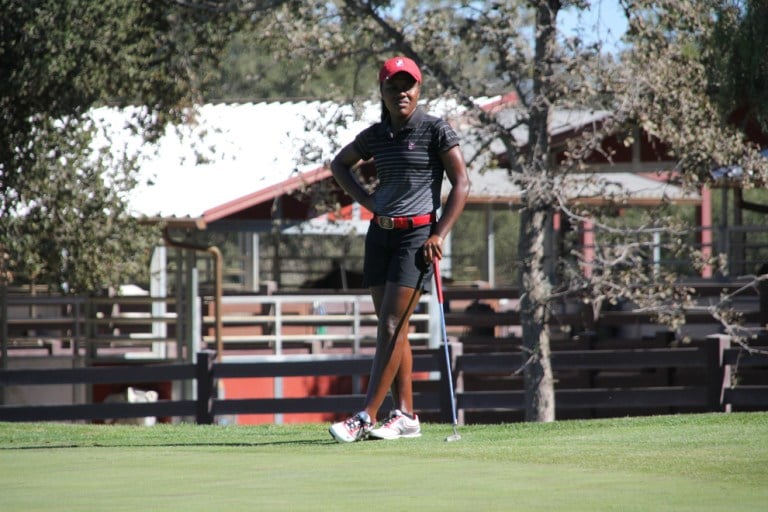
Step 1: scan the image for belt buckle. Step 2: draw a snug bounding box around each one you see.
[378,216,394,230]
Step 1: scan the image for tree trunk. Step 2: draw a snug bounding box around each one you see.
[519,205,556,422]
[517,0,560,422]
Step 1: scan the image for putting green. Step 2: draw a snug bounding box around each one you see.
[1,414,766,511]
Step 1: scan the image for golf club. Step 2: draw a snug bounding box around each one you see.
[433,256,461,442]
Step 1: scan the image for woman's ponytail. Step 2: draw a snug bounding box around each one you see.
[380,99,390,123]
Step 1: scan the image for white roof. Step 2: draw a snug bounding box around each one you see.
[445,168,700,205]
[490,108,612,153]
[92,101,379,218]
[93,99,693,222]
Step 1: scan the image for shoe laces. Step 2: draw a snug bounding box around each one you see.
[381,410,405,428]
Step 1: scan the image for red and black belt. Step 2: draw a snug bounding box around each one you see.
[373,212,436,230]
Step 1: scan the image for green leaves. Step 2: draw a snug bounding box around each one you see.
[0,0,237,292]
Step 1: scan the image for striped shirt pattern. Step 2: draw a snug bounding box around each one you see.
[353,108,460,217]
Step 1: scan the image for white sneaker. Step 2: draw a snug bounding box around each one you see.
[368,410,421,440]
[329,411,373,443]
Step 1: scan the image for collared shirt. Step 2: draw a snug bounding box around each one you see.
[353,107,460,217]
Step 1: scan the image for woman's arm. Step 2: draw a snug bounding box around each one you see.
[424,145,470,262]
[330,143,375,212]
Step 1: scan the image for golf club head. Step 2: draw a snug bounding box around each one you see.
[445,425,461,442]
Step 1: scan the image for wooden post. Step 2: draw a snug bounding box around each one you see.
[0,284,6,404]
[438,342,463,425]
[759,264,768,329]
[705,335,731,413]
[196,351,216,424]
[453,342,464,425]
[697,186,713,278]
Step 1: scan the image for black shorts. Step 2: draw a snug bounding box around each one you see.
[362,221,434,292]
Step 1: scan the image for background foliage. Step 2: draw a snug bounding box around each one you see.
[4,1,767,293]
[0,0,240,292]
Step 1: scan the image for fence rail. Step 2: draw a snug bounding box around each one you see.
[0,350,452,424]
[1,292,435,359]
[1,340,766,423]
[2,280,766,423]
[2,278,765,358]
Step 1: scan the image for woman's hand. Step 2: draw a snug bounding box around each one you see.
[423,234,444,263]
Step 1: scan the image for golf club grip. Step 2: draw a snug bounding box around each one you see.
[432,256,444,304]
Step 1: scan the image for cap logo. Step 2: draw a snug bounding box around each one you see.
[379,56,421,84]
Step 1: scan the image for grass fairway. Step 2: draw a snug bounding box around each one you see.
[1,413,766,511]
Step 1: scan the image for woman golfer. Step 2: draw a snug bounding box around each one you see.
[329,56,470,442]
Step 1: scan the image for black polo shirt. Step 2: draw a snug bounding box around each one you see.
[353,107,460,217]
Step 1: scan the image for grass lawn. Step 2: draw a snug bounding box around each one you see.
[1,412,766,511]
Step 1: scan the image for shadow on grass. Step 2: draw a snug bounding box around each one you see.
[1,438,339,450]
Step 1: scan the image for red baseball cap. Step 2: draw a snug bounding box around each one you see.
[379,56,422,84]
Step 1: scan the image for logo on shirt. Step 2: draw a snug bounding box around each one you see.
[407,141,415,151]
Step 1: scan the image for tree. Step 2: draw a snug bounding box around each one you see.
[238,0,768,422]
[212,30,382,100]
[0,0,244,293]
[707,0,768,145]
[10,0,761,421]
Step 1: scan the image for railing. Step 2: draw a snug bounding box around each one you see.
[0,360,197,422]
[2,280,765,362]
[2,295,86,355]
[201,294,433,354]
[2,281,766,423]
[1,294,178,359]
[455,340,727,422]
[1,292,434,361]
[0,341,766,423]
[0,350,452,423]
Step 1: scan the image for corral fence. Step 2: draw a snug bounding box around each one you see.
[1,339,766,424]
[0,292,433,358]
[0,350,452,424]
[1,280,767,424]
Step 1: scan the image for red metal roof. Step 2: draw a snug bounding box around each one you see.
[202,166,333,224]
[201,162,378,226]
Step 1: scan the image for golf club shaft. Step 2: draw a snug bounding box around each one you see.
[433,256,459,428]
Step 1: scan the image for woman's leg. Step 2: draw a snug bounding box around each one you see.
[363,282,421,420]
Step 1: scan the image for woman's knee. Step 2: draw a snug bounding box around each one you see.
[376,284,420,341]
[378,312,405,343]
